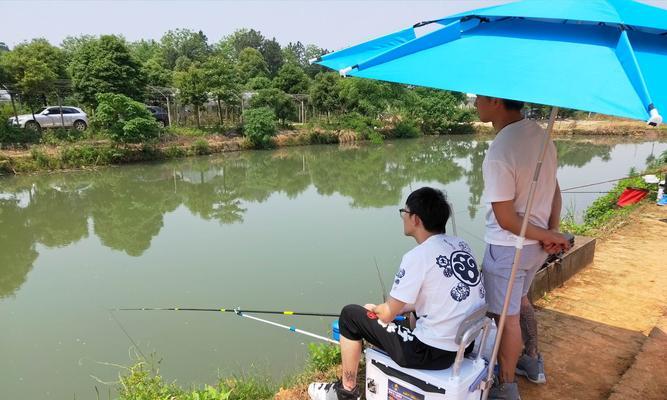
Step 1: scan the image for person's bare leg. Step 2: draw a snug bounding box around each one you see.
[493,314,522,384]
[520,296,539,357]
[340,336,363,391]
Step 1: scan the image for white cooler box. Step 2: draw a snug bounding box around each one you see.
[364,305,493,400]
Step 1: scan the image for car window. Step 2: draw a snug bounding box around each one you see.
[36,107,47,114]
[47,107,61,115]
[64,108,78,114]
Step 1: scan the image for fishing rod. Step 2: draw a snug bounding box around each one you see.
[234,309,339,345]
[115,307,339,317]
[560,173,656,192]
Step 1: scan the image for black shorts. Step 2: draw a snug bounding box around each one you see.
[338,304,473,370]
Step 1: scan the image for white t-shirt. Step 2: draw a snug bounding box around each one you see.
[389,234,486,351]
[482,119,558,246]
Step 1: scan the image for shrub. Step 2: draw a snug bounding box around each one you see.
[41,128,84,144]
[93,93,159,143]
[308,130,339,145]
[249,88,296,125]
[0,124,39,146]
[191,139,211,155]
[60,145,108,167]
[392,119,422,138]
[0,103,40,145]
[164,145,186,158]
[307,343,341,372]
[243,107,277,149]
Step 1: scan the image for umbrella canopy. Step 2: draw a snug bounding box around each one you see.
[316,0,667,125]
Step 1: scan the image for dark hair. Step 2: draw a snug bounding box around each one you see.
[501,98,524,111]
[405,187,451,234]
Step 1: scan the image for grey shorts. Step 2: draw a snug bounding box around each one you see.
[482,243,547,316]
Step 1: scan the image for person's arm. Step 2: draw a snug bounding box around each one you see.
[491,200,570,253]
[400,303,415,314]
[364,297,406,324]
[548,182,562,231]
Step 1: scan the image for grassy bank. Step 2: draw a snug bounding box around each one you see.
[2,118,665,176]
[561,150,667,237]
[110,344,341,400]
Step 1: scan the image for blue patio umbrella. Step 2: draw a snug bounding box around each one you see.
[315,0,666,397]
[316,0,666,125]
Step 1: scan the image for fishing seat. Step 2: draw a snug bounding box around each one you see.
[364,304,492,400]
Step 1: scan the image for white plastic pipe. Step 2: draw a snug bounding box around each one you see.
[237,312,340,345]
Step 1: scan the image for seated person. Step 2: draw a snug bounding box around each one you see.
[308,187,486,400]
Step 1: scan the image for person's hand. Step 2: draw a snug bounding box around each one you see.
[363,304,377,312]
[541,230,571,254]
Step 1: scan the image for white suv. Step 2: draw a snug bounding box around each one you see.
[8,106,88,130]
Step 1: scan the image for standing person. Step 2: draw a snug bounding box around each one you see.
[475,96,571,400]
[308,187,485,400]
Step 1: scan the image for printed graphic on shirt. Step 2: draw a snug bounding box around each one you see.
[393,268,406,285]
[479,284,486,299]
[451,282,471,302]
[450,251,481,287]
[458,241,473,254]
[376,319,414,342]
[436,255,454,277]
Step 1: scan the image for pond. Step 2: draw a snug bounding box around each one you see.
[1,135,665,399]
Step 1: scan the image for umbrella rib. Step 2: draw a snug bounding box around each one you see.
[614,29,659,123]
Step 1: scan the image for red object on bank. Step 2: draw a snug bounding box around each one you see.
[616,187,649,207]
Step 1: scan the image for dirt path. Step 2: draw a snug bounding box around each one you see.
[521,204,667,400]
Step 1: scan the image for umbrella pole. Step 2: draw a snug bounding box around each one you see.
[481,107,559,398]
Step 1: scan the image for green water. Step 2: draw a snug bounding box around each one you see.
[1,135,665,399]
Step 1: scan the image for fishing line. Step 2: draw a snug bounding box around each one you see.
[108,310,148,361]
[560,173,652,192]
[373,257,387,303]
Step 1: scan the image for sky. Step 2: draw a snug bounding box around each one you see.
[1,0,666,51]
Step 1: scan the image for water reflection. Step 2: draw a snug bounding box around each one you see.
[0,137,617,298]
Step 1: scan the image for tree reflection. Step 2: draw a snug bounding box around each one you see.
[0,135,630,298]
[555,140,612,167]
[0,199,38,299]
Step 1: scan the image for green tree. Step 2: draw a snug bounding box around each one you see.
[246,76,272,90]
[60,35,95,62]
[174,65,208,128]
[243,107,276,148]
[159,29,210,70]
[337,78,394,117]
[273,62,309,94]
[70,35,146,109]
[128,39,161,63]
[227,28,265,55]
[310,72,341,117]
[283,41,306,65]
[250,88,295,125]
[2,39,67,114]
[409,88,472,134]
[260,37,283,76]
[203,55,241,124]
[237,48,269,84]
[0,42,9,53]
[142,57,173,87]
[93,93,159,142]
[303,44,328,77]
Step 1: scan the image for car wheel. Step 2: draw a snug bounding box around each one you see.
[73,120,87,131]
[157,120,165,128]
[25,121,40,131]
